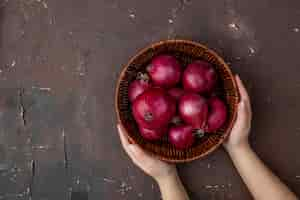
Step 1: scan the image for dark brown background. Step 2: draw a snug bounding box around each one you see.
[0,0,299,199]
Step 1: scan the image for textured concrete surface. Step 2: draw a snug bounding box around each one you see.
[0,0,300,199]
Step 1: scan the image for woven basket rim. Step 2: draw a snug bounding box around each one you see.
[115,39,239,163]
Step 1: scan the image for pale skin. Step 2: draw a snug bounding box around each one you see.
[117,75,298,200]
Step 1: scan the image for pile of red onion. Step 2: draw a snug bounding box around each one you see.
[128,55,228,150]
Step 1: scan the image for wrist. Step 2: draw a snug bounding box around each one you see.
[156,171,180,188]
[153,165,177,183]
[156,171,190,200]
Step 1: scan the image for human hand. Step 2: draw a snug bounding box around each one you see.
[117,124,177,183]
[223,75,252,153]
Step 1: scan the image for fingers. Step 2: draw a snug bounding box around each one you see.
[117,124,133,157]
[117,124,129,146]
[236,100,247,124]
[235,75,250,103]
[235,94,252,131]
[128,144,144,159]
[235,75,252,115]
[127,145,149,164]
[117,124,151,163]
[127,140,156,165]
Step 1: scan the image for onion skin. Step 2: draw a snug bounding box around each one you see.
[139,126,167,141]
[128,80,151,102]
[132,87,176,129]
[182,60,217,94]
[179,93,208,129]
[205,97,227,132]
[148,55,182,88]
[169,125,194,150]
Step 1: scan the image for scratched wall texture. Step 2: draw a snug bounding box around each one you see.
[0,0,299,199]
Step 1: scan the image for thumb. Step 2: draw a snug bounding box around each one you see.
[128,144,157,166]
[128,144,145,159]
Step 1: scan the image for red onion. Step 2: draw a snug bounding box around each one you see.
[139,126,167,141]
[182,60,217,93]
[132,88,176,129]
[179,93,208,129]
[148,55,182,88]
[205,97,227,132]
[169,125,194,150]
[128,79,151,102]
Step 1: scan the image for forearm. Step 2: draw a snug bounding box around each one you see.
[228,143,298,200]
[157,174,190,200]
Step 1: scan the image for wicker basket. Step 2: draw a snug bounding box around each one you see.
[115,39,239,163]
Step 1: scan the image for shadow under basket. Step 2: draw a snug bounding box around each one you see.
[115,39,239,163]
